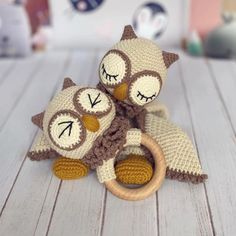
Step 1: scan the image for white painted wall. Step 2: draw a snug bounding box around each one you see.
[49,0,190,49]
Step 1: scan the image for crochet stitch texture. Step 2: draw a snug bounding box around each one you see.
[98,25,207,184]
[115,154,153,184]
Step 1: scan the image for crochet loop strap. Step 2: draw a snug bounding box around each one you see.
[97,129,166,201]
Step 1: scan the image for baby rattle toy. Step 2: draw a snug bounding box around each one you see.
[97,25,207,184]
[28,79,166,201]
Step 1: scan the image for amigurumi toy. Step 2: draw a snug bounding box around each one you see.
[97,25,208,184]
[28,78,167,201]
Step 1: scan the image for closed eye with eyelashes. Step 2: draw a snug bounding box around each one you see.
[137,91,156,102]
[99,50,128,86]
[101,64,118,82]
[129,72,161,106]
[74,88,112,116]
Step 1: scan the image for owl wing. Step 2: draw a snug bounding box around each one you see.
[136,100,169,133]
[145,113,207,183]
[144,100,169,119]
[28,131,59,161]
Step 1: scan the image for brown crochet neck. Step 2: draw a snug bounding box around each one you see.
[81,116,130,169]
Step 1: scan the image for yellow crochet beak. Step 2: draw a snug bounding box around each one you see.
[82,115,100,132]
[113,83,128,101]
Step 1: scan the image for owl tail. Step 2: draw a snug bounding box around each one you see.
[28,132,59,161]
[144,113,207,184]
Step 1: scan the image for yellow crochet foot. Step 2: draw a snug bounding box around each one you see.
[53,157,89,180]
[115,154,153,185]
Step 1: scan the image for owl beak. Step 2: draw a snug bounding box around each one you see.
[113,83,128,101]
[82,115,100,132]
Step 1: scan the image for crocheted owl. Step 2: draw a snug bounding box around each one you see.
[28,78,167,200]
[28,78,132,180]
[98,26,174,107]
[97,25,208,184]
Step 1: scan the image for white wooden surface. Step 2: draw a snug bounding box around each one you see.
[0,50,236,236]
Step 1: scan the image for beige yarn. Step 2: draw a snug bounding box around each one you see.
[146,114,202,175]
[97,128,143,183]
[99,35,169,107]
[97,158,116,183]
[118,101,168,160]
[100,52,127,87]
[28,131,59,160]
[30,131,51,154]
[43,86,115,159]
[122,113,203,176]
[112,38,167,83]
[125,129,142,147]
[144,100,169,119]
[119,146,145,160]
[129,74,161,106]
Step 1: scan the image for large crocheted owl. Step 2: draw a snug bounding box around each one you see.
[28,78,131,180]
[97,25,207,184]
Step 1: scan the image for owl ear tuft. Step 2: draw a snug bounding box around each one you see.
[32,112,45,130]
[62,77,76,90]
[162,51,179,68]
[120,25,137,41]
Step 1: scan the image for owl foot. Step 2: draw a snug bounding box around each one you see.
[53,157,89,180]
[115,154,153,185]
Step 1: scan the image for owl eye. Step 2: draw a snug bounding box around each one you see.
[99,50,130,87]
[48,110,85,150]
[129,72,162,106]
[73,88,112,117]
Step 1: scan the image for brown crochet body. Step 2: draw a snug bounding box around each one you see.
[84,91,155,168]
[81,116,131,169]
[97,82,153,163]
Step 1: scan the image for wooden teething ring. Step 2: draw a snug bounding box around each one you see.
[104,133,166,201]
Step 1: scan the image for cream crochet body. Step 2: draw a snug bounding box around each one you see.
[119,101,206,182]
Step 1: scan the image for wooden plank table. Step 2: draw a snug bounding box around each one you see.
[0,49,235,236]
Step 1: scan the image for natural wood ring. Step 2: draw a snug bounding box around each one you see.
[104,133,166,201]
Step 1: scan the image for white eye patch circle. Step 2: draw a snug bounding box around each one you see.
[74,88,112,116]
[99,51,128,86]
[48,111,85,150]
[129,74,161,106]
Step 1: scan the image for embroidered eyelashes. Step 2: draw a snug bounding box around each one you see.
[58,121,73,138]
[128,71,162,106]
[88,93,102,108]
[48,110,86,151]
[101,64,118,82]
[99,50,130,87]
[73,88,112,117]
[137,91,156,102]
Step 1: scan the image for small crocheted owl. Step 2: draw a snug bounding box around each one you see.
[28,78,167,200]
[28,78,131,180]
[97,25,207,184]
